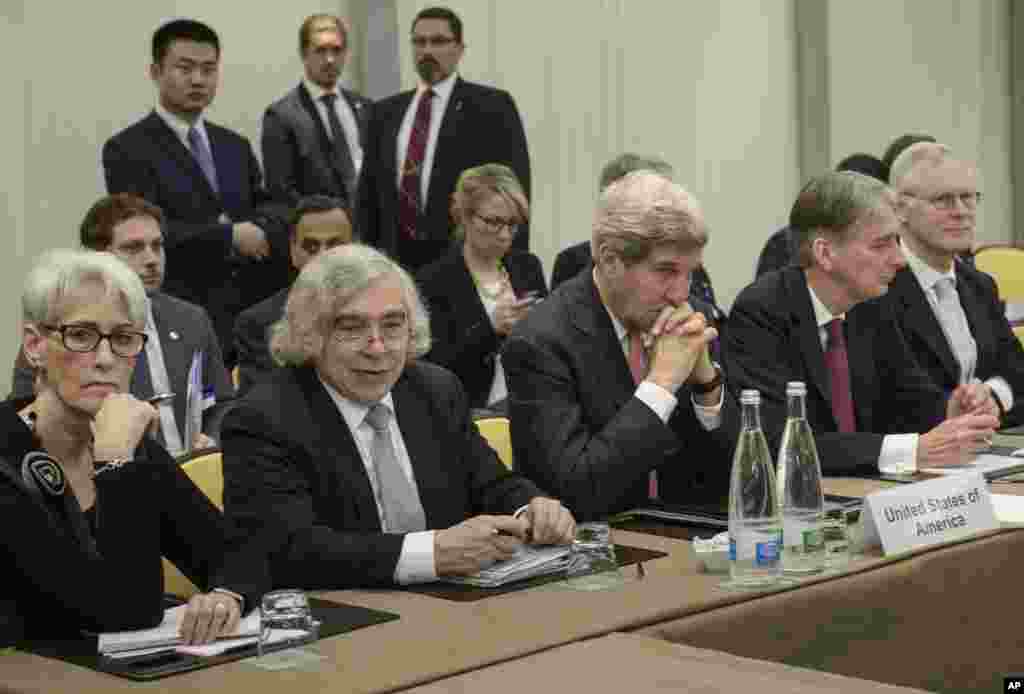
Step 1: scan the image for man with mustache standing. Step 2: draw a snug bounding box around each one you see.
[502,171,737,520]
[261,14,372,210]
[357,6,531,273]
[103,19,290,364]
[881,142,1024,427]
[724,170,998,476]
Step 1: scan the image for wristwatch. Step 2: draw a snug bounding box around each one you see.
[690,362,724,394]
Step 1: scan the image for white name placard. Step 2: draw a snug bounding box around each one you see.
[862,472,997,555]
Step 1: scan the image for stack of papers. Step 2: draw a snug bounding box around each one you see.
[98,605,262,659]
[922,446,1024,480]
[443,545,574,588]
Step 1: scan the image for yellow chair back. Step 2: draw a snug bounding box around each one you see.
[974,246,1024,303]
[476,417,513,469]
[1014,325,1024,347]
[162,450,224,599]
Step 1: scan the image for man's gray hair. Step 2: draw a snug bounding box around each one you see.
[22,249,147,327]
[591,170,707,266]
[270,243,431,365]
[790,171,894,268]
[889,142,953,191]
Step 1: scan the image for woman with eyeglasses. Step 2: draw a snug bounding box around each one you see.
[416,164,547,412]
[0,250,266,647]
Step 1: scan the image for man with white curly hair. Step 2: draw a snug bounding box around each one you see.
[221,243,575,588]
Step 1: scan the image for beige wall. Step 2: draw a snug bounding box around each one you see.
[0,0,1015,396]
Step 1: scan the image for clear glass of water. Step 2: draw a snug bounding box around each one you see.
[258,590,320,655]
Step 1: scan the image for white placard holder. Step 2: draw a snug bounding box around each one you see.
[862,472,998,555]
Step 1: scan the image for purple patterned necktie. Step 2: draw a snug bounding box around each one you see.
[187,126,219,194]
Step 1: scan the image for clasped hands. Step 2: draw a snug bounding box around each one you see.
[645,304,718,396]
[918,382,1001,468]
[434,497,576,577]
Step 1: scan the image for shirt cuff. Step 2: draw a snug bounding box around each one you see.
[986,377,1014,413]
[636,381,678,422]
[878,433,919,474]
[393,530,438,584]
[691,385,724,431]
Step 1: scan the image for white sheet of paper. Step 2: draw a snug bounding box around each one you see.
[990,493,1024,524]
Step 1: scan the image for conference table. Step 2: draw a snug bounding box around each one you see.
[5,475,1024,694]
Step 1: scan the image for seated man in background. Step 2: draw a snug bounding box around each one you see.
[551,153,725,331]
[502,171,737,520]
[725,170,998,476]
[234,195,352,395]
[11,194,233,455]
[221,244,575,588]
[884,142,1024,427]
[754,153,887,278]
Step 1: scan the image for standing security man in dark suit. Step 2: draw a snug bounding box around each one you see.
[261,15,372,210]
[358,6,531,272]
[102,19,290,363]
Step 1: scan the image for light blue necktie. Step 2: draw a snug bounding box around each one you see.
[364,404,426,533]
[187,126,220,194]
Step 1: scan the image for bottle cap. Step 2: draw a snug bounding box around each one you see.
[740,389,760,405]
[786,381,807,396]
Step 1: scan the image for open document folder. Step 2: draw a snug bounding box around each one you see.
[921,444,1024,480]
[442,545,575,588]
[98,605,261,659]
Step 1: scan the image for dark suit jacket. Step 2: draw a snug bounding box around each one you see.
[883,262,1024,427]
[220,362,543,589]
[102,111,291,355]
[723,266,946,476]
[755,226,795,279]
[500,271,739,520]
[233,286,289,397]
[357,78,531,271]
[9,292,233,443]
[416,244,547,409]
[261,84,372,209]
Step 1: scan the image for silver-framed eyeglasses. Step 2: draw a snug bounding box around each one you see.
[331,313,410,347]
[42,324,148,357]
[907,191,983,211]
[474,213,520,236]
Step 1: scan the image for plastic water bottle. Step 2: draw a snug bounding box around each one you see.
[776,381,826,575]
[728,389,781,586]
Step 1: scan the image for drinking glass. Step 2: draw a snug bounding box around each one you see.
[258,590,320,655]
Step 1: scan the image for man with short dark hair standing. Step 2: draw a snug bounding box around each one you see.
[234,196,353,395]
[262,14,372,210]
[357,6,531,272]
[11,194,234,455]
[103,19,290,363]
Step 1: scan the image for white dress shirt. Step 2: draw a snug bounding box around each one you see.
[319,378,437,584]
[902,246,1013,411]
[805,283,918,474]
[302,78,364,175]
[155,103,212,154]
[395,72,458,204]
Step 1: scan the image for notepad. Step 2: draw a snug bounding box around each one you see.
[442,545,574,588]
[98,605,261,657]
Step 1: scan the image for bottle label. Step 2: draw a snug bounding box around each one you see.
[754,536,780,565]
[783,520,825,551]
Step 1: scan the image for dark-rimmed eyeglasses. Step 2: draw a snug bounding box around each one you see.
[906,191,983,211]
[42,324,148,358]
[474,214,520,236]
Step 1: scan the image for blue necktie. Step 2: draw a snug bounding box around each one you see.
[187,127,220,194]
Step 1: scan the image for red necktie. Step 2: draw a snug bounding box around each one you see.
[628,333,659,500]
[824,319,856,433]
[398,89,434,241]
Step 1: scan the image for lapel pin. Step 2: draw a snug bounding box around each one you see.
[169,331,180,341]
[456,100,463,112]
